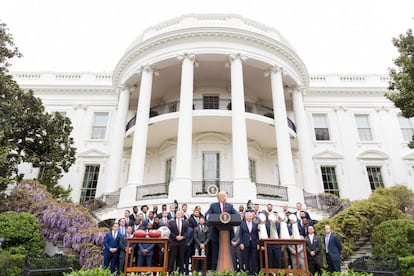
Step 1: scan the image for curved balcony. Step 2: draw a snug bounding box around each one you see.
[126,99,296,133]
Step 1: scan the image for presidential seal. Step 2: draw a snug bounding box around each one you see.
[207,184,218,196]
[219,211,231,224]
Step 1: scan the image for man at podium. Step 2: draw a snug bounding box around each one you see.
[205,191,238,270]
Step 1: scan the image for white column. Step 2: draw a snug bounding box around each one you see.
[228,54,256,200]
[268,66,301,203]
[292,87,317,193]
[105,86,130,194]
[169,54,196,200]
[119,66,154,206]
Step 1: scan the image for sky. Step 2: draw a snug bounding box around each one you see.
[1,0,413,74]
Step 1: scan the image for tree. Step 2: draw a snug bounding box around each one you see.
[386,29,414,147]
[0,21,76,199]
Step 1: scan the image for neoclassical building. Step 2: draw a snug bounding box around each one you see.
[14,14,414,218]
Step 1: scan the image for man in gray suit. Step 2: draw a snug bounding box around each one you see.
[193,216,209,271]
[231,219,244,271]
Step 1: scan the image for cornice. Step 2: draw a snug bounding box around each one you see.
[113,27,309,89]
[307,87,387,96]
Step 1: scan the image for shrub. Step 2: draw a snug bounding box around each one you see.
[371,219,414,257]
[314,186,412,260]
[0,180,107,268]
[64,267,112,276]
[0,211,45,254]
[399,256,414,276]
[0,250,25,276]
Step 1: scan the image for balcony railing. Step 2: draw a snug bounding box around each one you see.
[136,183,169,200]
[256,183,288,201]
[192,181,233,197]
[125,99,296,133]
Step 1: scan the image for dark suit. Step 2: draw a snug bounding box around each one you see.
[137,242,155,266]
[231,225,244,271]
[239,220,259,274]
[103,231,121,273]
[119,234,134,273]
[324,233,342,272]
[194,224,209,251]
[205,201,238,270]
[306,234,323,275]
[168,219,188,273]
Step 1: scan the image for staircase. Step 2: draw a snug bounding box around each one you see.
[341,233,372,271]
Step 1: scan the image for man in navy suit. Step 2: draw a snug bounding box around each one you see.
[205,191,238,270]
[239,211,260,274]
[168,210,188,274]
[103,223,121,273]
[324,224,342,273]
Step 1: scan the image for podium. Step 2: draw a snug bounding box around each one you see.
[208,213,241,272]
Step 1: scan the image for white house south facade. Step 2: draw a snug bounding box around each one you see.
[12,14,414,217]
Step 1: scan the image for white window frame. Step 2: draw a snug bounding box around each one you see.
[398,115,414,142]
[355,114,373,141]
[312,113,331,141]
[90,112,109,140]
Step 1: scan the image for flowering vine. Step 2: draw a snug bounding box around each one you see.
[1,180,107,268]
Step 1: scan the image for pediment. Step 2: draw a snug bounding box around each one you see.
[248,141,263,154]
[77,148,109,158]
[313,150,343,159]
[194,132,229,144]
[357,149,389,160]
[402,150,414,160]
[159,140,177,155]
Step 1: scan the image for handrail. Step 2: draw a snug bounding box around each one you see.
[125,99,296,132]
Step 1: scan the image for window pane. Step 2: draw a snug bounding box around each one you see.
[355,115,372,141]
[321,166,340,197]
[203,96,219,109]
[313,114,330,141]
[358,128,373,141]
[80,165,100,202]
[366,166,384,191]
[165,159,172,183]
[398,116,413,141]
[355,115,370,128]
[249,159,256,183]
[91,112,108,139]
[203,153,219,179]
[313,114,328,128]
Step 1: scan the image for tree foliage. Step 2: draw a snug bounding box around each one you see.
[0,21,76,198]
[386,29,414,146]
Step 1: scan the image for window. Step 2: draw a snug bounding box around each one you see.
[169,102,178,113]
[398,116,413,142]
[203,96,219,109]
[202,152,220,191]
[249,159,256,183]
[320,166,340,197]
[91,112,109,139]
[366,166,384,191]
[165,158,172,193]
[80,165,100,202]
[355,114,373,141]
[312,114,330,141]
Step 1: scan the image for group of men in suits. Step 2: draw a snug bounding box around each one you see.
[103,198,342,275]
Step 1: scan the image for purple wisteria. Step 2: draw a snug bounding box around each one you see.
[1,180,107,268]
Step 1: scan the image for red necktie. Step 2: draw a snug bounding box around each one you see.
[222,204,225,213]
